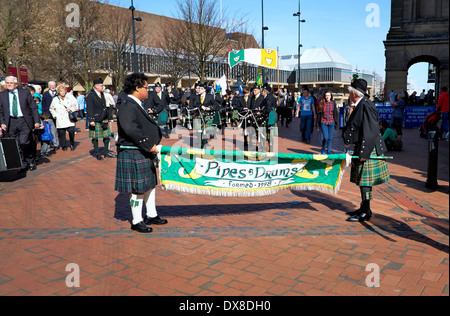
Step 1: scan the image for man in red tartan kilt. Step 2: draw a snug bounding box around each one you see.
[342,79,390,222]
[115,73,168,233]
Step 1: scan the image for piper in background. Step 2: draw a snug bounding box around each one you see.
[86,77,114,160]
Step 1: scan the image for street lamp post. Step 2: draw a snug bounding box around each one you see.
[261,0,269,84]
[130,0,142,73]
[293,0,305,94]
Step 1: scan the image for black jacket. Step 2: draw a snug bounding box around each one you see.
[261,94,277,114]
[0,88,40,130]
[86,89,108,123]
[41,89,57,116]
[166,88,179,105]
[197,93,218,111]
[116,96,162,152]
[115,90,128,109]
[143,91,165,114]
[250,94,264,110]
[342,97,386,159]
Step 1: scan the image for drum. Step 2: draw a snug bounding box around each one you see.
[169,104,179,121]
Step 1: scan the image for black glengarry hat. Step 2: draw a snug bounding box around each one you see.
[93,77,104,85]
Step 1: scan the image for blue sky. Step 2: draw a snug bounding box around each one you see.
[120,0,431,93]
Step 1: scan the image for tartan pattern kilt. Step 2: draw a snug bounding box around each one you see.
[89,122,112,139]
[350,149,390,187]
[203,114,215,128]
[232,110,239,121]
[115,149,157,194]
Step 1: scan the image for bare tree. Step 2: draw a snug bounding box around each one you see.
[102,3,143,92]
[153,18,191,87]
[55,0,109,92]
[0,0,41,75]
[174,0,247,82]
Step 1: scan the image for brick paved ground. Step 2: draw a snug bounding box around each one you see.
[0,117,448,297]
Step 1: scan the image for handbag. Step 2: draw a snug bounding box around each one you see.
[59,96,78,123]
[69,111,78,123]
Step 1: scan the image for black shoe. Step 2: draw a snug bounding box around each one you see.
[104,151,116,158]
[62,147,67,151]
[144,215,168,226]
[346,208,361,216]
[96,153,104,161]
[28,164,37,171]
[131,221,153,233]
[346,210,372,222]
[70,146,75,151]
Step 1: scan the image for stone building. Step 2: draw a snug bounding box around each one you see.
[384,0,449,100]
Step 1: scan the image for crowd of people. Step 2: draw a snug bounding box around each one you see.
[1,73,449,175]
[1,72,448,232]
[388,87,449,142]
[0,77,118,172]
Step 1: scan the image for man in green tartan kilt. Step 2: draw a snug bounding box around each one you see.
[115,73,167,233]
[86,78,113,160]
[342,79,390,222]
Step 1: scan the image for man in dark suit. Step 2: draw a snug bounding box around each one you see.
[165,82,180,130]
[166,82,179,105]
[143,83,165,115]
[197,83,218,112]
[0,76,40,171]
[250,85,264,110]
[86,77,113,160]
[41,81,59,148]
[261,84,277,115]
[115,73,167,233]
[342,79,390,222]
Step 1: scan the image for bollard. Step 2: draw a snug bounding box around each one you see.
[425,130,439,189]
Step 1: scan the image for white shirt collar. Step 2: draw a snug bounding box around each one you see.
[128,94,142,107]
[352,97,363,107]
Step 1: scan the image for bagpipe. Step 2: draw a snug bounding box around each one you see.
[237,108,269,143]
[184,106,221,133]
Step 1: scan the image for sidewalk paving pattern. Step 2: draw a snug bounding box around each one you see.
[0,118,448,296]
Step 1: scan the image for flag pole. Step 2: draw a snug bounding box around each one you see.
[277,46,280,103]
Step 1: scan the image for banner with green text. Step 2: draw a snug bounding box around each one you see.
[158,146,349,197]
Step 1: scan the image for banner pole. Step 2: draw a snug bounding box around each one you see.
[277,46,280,103]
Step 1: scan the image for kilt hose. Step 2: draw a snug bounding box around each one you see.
[115,149,158,194]
[350,148,390,187]
[89,122,112,139]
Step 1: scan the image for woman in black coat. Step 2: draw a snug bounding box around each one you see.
[115,73,167,233]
